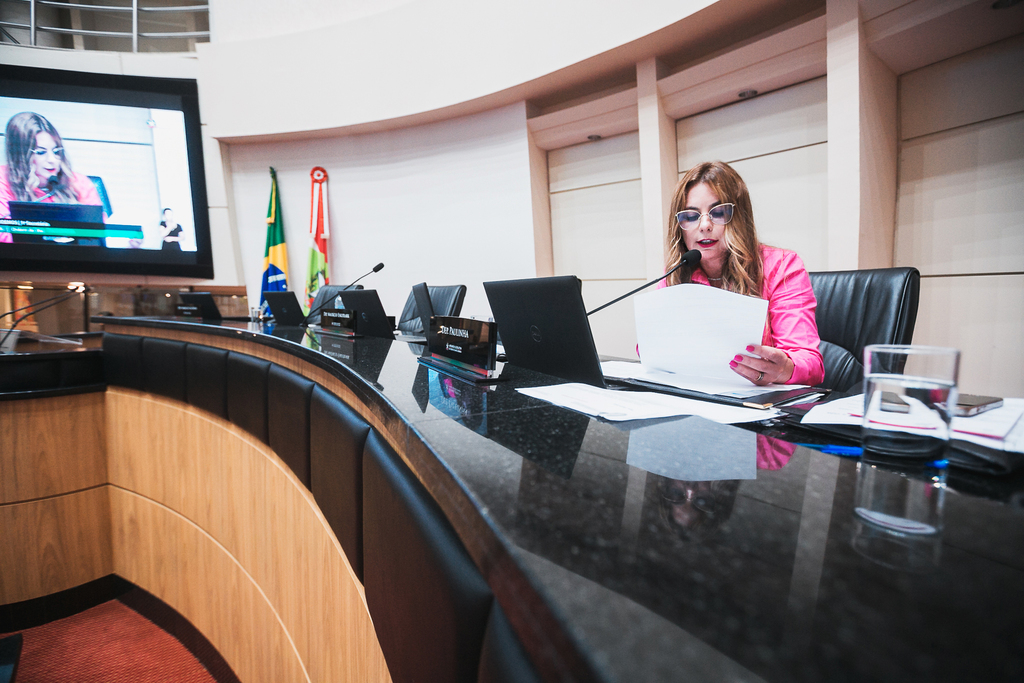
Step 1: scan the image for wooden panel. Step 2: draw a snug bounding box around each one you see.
[528,88,638,152]
[676,77,827,171]
[730,142,829,272]
[914,274,1024,397]
[582,279,643,360]
[663,41,826,125]
[105,388,390,683]
[549,132,641,193]
[895,112,1024,276]
[0,486,112,604]
[108,487,307,683]
[0,392,106,504]
[551,179,645,280]
[900,33,1024,140]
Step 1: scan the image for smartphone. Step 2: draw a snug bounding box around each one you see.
[879,391,910,413]
[954,394,1003,417]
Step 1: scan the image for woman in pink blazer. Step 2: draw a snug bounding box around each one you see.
[662,161,824,387]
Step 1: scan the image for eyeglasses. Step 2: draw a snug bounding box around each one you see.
[30,146,64,157]
[675,203,735,230]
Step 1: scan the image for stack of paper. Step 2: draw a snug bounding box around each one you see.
[801,395,1024,453]
[517,383,778,424]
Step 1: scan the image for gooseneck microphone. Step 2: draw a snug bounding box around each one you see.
[586,249,701,317]
[345,262,384,290]
[1,285,89,351]
[33,175,61,203]
[301,262,385,326]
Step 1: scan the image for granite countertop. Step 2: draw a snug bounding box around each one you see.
[97,318,1024,683]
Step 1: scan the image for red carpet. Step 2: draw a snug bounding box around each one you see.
[3,599,217,682]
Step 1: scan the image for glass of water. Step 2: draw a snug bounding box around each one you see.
[862,345,960,461]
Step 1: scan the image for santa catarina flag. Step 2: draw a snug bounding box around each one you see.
[305,166,330,310]
[260,167,288,306]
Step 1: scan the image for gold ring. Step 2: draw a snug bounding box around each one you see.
[757,371,764,382]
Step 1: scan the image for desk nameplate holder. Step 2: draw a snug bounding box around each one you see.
[320,308,360,337]
[418,316,501,384]
[176,304,201,318]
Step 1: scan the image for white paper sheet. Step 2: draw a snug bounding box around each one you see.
[801,395,1024,453]
[634,283,768,387]
[517,383,778,424]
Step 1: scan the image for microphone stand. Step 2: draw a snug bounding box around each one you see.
[1,288,87,351]
[301,264,384,326]
[586,251,701,317]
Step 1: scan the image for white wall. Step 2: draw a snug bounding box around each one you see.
[227,103,536,320]
[549,132,645,359]
[895,34,1024,397]
[198,0,716,139]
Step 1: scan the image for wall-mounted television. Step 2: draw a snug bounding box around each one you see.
[0,64,213,279]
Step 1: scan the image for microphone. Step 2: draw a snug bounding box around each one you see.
[301,262,384,326]
[33,175,61,203]
[1,285,89,352]
[586,249,701,316]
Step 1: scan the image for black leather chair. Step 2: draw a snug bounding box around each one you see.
[226,352,271,443]
[268,365,316,488]
[141,338,187,402]
[185,344,229,419]
[396,284,467,335]
[362,430,493,683]
[310,385,371,581]
[102,332,144,390]
[808,267,920,392]
[477,603,542,683]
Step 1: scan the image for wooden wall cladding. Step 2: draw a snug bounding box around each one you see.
[105,387,390,683]
[0,392,106,504]
[0,486,112,604]
[108,487,306,683]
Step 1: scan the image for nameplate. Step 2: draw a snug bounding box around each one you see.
[176,304,200,318]
[321,308,357,334]
[426,316,497,379]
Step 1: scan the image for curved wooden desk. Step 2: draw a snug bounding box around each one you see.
[4,319,1024,683]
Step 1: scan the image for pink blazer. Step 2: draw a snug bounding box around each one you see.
[658,245,825,386]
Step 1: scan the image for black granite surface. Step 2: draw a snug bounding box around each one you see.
[96,318,1024,683]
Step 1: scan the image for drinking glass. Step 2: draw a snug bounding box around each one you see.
[862,345,960,461]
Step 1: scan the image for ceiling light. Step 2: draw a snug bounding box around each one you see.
[587,135,602,141]
[738,89,758,99]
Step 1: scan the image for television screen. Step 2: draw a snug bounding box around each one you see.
[0,65,213,278]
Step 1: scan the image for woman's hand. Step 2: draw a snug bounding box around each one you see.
[729,344,794,385]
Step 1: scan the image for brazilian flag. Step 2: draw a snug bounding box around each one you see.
[260,167,288,307]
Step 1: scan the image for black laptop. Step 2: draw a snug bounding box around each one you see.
[10,201,104,224]
[336,289,395,339]
[263,291,307,326]
[178,292,250,322]
[483,275,605,388]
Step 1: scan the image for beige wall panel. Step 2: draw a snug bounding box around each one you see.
[549,132,641,193]
[676,78,827,171]
[914,274,1024,397]
[582,279,643,360]
[895,112,1024,276]
[0,487,112,604]
[0,393,106,504]
[900,33,1024,141]
[108,487,308,683]
[551,180,646,281]
[105,389,389,683]
[731,143,829,272]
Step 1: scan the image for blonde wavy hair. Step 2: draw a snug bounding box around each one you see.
[665,161,763,297]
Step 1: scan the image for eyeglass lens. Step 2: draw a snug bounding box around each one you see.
[676,203,734,229]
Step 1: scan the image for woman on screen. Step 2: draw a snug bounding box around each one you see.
[662,161,824,386]
[0,112,103,229]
